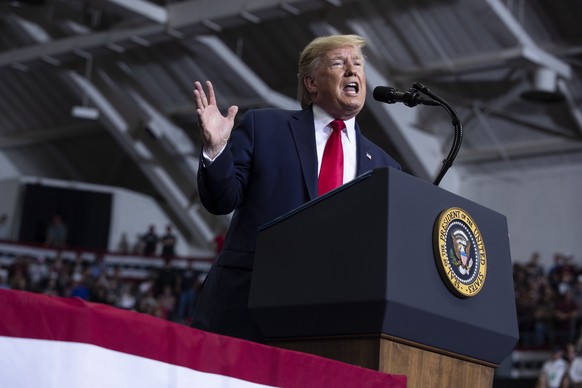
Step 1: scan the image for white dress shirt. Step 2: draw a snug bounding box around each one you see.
[312,104,357,185]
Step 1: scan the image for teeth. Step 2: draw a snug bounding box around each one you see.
[345,82,358,92]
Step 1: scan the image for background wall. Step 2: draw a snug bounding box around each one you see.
[0,177,22,241]
[109,186,212,257]
[459,163,582,268]
[0,172,210,257]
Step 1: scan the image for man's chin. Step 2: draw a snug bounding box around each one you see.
[341,101,364,117]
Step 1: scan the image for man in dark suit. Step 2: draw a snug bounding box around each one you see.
[191,34,401,342]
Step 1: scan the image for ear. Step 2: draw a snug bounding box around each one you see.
[304,75,317,93]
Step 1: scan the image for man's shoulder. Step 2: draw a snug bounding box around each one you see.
[244,107,304,120]
[360,136,386,154]
[358,134,401,169]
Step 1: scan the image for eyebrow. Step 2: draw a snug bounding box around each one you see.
[329,54,363,62]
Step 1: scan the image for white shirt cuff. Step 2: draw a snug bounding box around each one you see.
[202,144,227,166]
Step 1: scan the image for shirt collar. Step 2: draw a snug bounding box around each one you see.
[312,104,355,139]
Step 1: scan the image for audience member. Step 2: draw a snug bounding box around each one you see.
[68,272,91,300]
[71,252,86,280]
[117,232,130,254]
[567,349,582,387]
[548,253,565,293]
[157,284,177,320]
[154,259,178,298]
[132,232,145,255]
[91,282,109,305]
[0,272,9,289]
[137,274,156,300]
[88,254,106,281]
[27,255,49,293]
[48,254,70,294]
[45,214,68,248]
[535,287,557,347]
[141,225,159,256]
[7,255,28,290]
[517,286,538,346]
[176,260,199,324]
[526,251,545,279]
[537,346,568,388]
[116,283,137,310]
[0,213,10,240]
[213,230,225,254]
[555,290,579,346]
[104,265,124,305]
[43,277,59,296]
[161,225,177,259]
[574,278,582,334]
[560,343,581,388]
[136,286,161,318]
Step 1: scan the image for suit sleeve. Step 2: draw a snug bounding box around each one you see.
[197,111,255,215]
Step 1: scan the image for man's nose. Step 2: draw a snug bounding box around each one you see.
[344,61,357,76]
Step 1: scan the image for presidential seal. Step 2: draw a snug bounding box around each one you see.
[433,207,487,298]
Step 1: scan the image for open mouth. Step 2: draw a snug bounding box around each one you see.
[344,82,359,94]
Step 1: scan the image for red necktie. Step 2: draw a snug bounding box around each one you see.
[318,119,345,196]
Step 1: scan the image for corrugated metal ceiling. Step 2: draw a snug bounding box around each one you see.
[0,0,581,252]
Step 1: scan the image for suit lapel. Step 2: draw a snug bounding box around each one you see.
[289,109,318,200]
[355,122,374,175]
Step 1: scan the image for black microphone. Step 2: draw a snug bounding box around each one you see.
[373,86,439,107]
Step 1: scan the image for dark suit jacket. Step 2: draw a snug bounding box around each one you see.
[192,107,401,342]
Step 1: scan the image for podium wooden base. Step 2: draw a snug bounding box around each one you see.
[269,334,496,388]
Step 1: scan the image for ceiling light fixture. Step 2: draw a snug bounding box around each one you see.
[71,106,99,120]
[71,51,100,120]
[521,67,564,103]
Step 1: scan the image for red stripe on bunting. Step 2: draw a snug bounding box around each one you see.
[0,289,405,388]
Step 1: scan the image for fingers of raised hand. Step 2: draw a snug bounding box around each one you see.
[193,81,209,108]
[205,80,216,105]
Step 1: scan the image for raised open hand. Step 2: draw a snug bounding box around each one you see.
[194,80,238,159]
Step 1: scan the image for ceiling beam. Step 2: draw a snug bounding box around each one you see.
[484,0,571,78]
[471,103,514,167]
[105,0,168,24]
[457,139,582,164]
[0,0,346,69]
[0,23,165,68]
[166,0,350,29]
[488,109,580,140]
[68,70,215,250]
[557,78,582,135]
[196,35,299,110]
[0,122,102,149]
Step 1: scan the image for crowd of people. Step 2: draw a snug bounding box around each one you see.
[515,251,582,350]
[537,343,582,388]
[514,251,582,387]
[132,224,178,258]
[0,234,206,326]
[0,210,227,327]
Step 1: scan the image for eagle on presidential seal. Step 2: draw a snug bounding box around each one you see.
[449,229,473,276]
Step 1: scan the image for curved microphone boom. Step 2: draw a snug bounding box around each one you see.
[373,83,463,186]
[412,82,463,186]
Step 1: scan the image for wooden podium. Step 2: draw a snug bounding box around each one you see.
[249,167,518,388]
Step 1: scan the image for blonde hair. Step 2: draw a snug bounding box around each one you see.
[297,34,367,109]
